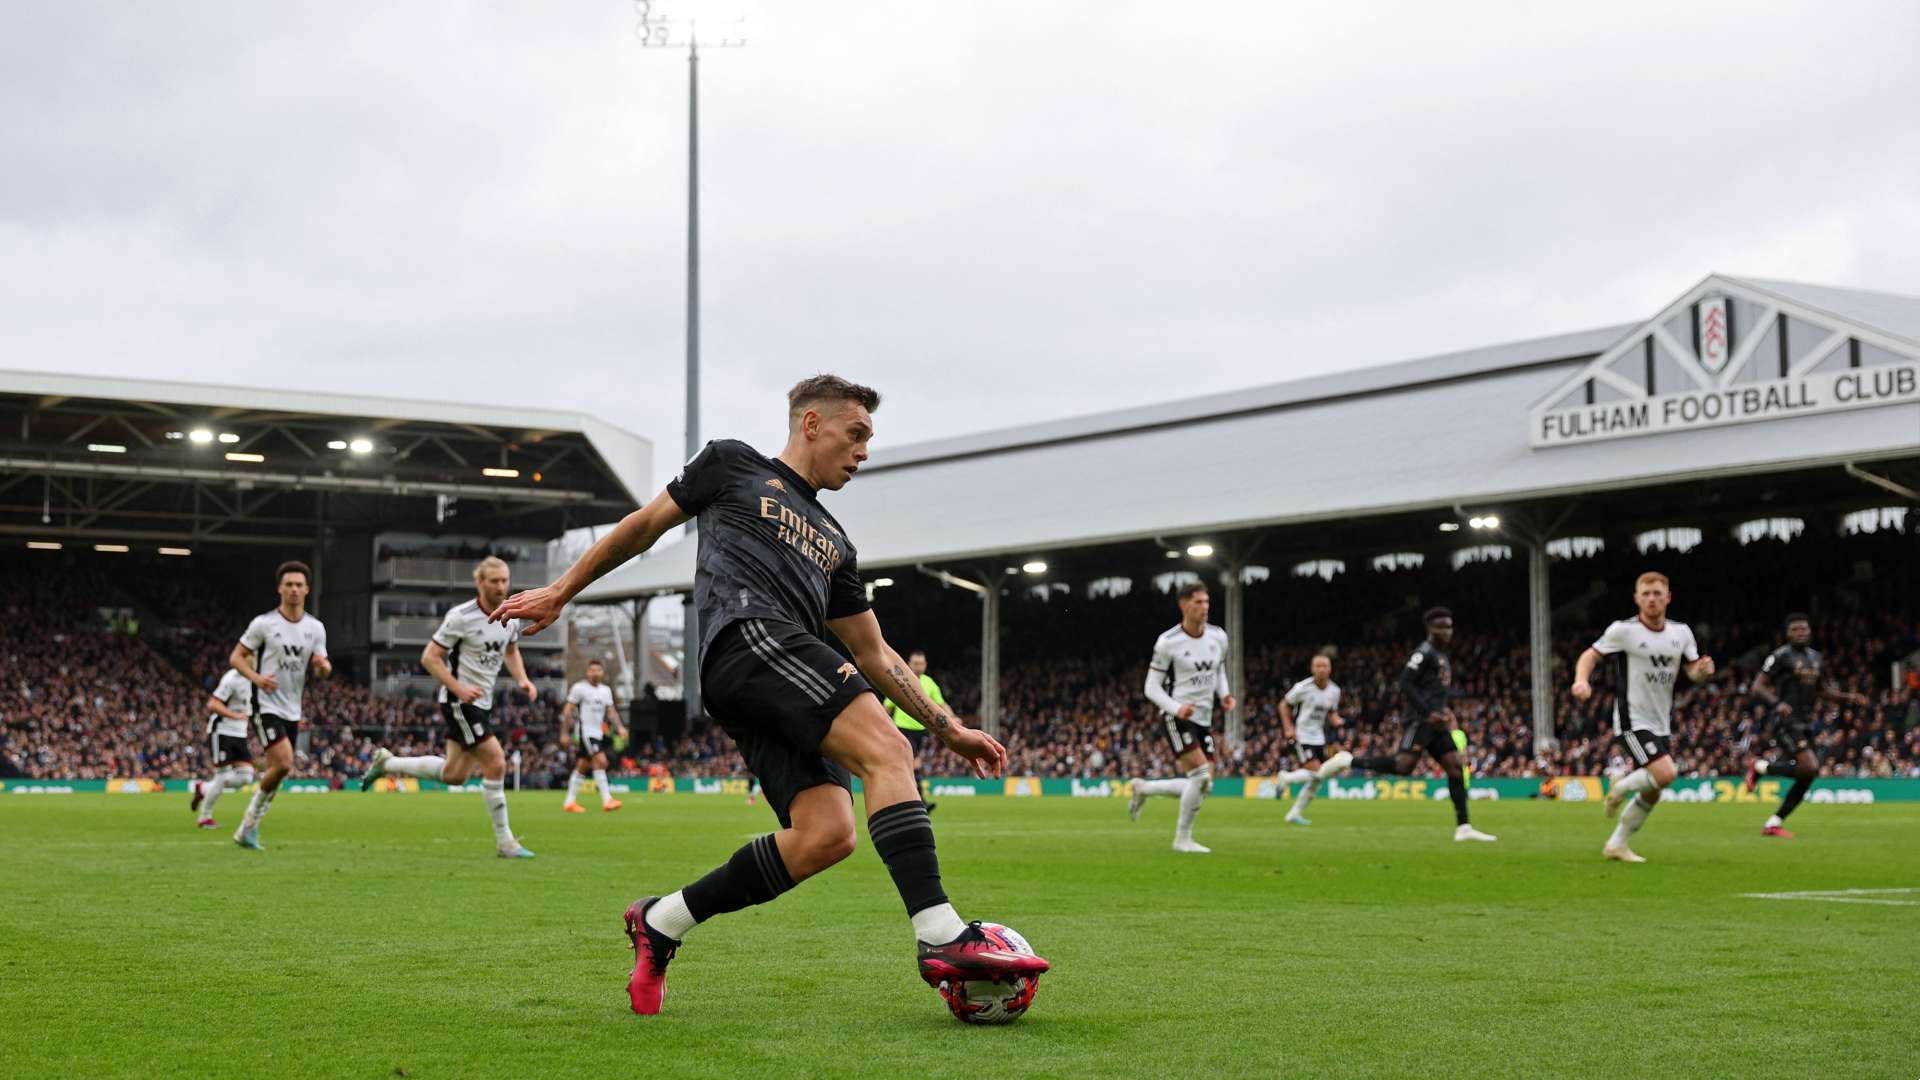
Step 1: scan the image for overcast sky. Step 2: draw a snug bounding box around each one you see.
[5,1,1918,492]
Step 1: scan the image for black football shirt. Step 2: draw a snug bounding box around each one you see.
[667,439,869,665]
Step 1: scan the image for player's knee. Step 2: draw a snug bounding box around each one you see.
[851,726,915,781]
[1641,786,1662,806]
[792,822,857,872]
[1648,759,1678,787]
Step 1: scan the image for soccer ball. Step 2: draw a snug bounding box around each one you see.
[936,923,1041,1025]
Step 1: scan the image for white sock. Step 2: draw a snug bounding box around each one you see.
[204,766,253,817]
[199,773,226,816]
[1316,756,1347,779]
[1765,814,1784,828]
[1609,794,1654,846]
[482,779,514,847]
[1291,777,1319,816]
[565,771,582,805]
[593,768,613,805]
[240,786,275,832]
[1278,768,1315,785]
[1176,766,1210,842]
[384,755,446,781]
[645,890,697,940]
[1755,760,1772,775]
[1615,767,1656,797]
[1139,778,1186,797]
[911,902,967,946]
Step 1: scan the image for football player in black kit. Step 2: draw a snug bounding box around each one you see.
[493,375,1049,1015]
[1349,607,1497,842]
[1742,613,1869,837]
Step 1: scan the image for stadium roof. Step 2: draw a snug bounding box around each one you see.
[579,273,1920,601]
[0,368,651,548]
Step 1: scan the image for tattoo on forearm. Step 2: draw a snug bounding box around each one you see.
[887,662,950,732]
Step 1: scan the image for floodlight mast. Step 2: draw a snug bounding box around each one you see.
[635,2,745,724]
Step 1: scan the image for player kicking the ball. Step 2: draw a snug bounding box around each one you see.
[492,375,1049,1015]
[1128,582,1235,853]
[561,659,626,813]
[1277,653,1354,825]
[1571,571,1715,862]
[360,556,538,859]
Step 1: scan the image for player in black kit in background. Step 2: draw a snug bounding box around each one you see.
[1742,613,1869,837]
[1349,607,1497,842]
[492,374,1048,1015]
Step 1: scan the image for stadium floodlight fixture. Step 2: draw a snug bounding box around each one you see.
[27,540,62,550]
[188,429,214,443]
[164,431,185,440]
[326,440,348,450]
[1438,522,1461,532]
[1469,515,1500,530]
[217,433,240,444]
[349,438,374,454]
[872,577,895,588]
[1165,550,1180,559]
[1186,543,1214,558]
[1022,560,1048,574]
[86,443,127,454]
[482,467,520,479]
[225,452,265,463]
[157,547,192,556]
[94,543,130,553]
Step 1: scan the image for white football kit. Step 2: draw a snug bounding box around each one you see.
[1284,677,1342,746]
[207,668,253,738]
[238,610,328,721]
[567,679,616,741]
[431,600,523,711]
[1146,624,1231,728]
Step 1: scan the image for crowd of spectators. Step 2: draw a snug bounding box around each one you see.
[5,530,1916,788]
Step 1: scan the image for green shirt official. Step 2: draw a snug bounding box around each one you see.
[886,673,945,731]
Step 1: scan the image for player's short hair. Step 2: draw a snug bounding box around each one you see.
[472,555,510,582]
[275,560,311,586]
[787,374,881,426]
[586,657,605,668]
[1635,571,1670,591]
[1423,606,1452,625]
[909,649,927,660]
[1176,581,1208,602]
[1784,611,1810,628]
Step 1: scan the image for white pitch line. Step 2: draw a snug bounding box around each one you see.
[1740,887,1920,907]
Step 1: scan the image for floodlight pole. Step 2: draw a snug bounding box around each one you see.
[638,6,744,724]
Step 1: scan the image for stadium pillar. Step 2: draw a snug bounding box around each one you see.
[1221,566,1246,754]
[980,581,1001,738]
[1527,538,1555,755]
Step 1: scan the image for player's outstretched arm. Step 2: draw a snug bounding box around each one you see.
[491,490,690,634]
[231,643,276,693]
[827,609,1008,779]
[206,694,245,723]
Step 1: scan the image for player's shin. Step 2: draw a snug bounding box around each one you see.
[593,768,613,806]
[1610,793,1655,846]
[564,770,582,805]
[383,755,447,781]
[1445,770,1470,826]
[669,833,798,939]
[481,778,514,846]
[865,800,965,944]
[1176,765,1211,841]
[1775,774,1814,821]
[1291,776,1319,816]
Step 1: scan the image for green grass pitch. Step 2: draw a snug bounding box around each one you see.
[2,791,1915,1078]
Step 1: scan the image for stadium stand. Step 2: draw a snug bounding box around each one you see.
[6,527,1912,786]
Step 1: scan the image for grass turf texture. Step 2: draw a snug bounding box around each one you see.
[2,793,1915,1079]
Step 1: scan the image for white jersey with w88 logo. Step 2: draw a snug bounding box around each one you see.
[1284,678,1342,744]
[431,599,523,712]
[238,609,327,722]
[1591,617,1699,737]
[1146,623,1231,728]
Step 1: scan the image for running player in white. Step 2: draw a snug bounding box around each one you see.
[1570,571,1715,863]
[231,560,330,851]
[1128,581,1235,853]
[1278,653,1355,825]
[561,658,626,813]
[361,556,538,858]
[190,668,256,829]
